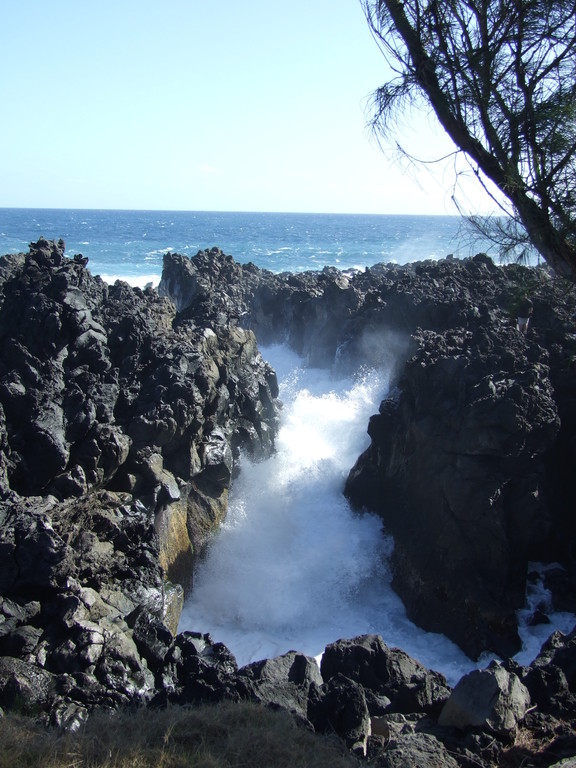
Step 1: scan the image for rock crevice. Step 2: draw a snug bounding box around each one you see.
[0,240,574,767]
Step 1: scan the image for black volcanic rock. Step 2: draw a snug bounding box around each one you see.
[0,238,280,721]
[320,634,451,718]
[0,239,575,767]
[160,247,576,660]
[345,322,561,659]
[342,261,576,660]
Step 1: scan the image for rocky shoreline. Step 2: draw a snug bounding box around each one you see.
[0,239,574,766]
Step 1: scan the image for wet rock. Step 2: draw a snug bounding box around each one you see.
[160,249,576,662]
[522,627,576,719]
[345,319,567,658]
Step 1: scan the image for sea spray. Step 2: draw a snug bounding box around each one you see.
[516,563,576,666]
[180,344,575,685]
[179,344,483,684]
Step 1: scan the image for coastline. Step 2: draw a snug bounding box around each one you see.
[0,239,573,765]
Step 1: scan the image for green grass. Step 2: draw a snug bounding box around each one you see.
[0,701,361,768]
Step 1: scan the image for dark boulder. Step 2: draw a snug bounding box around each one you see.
[308,672,371,756]
[320,635,451,718]
[0,656,59,714]
[155,631,240,706]
[237,651,322,722]
[521,628,576,719]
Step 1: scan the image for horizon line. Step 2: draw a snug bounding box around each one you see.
[0,205,467,218]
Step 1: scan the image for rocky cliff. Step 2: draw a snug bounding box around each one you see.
[160,247,576,661]
[0,238,279,721]
[0,240,575,767]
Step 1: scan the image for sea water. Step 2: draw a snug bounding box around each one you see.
[0,208,501,285]
[179,344,483,685]
[179,344,575,685]
[0,208,571,682]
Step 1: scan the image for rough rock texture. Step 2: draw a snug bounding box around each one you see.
[346,320,560,658]
[0,239,280,722]
[160,247,576,661]
[1,240,575,767]
[439,663,531,735]
[308,672,372,756]
[372,731,462,768]
[320,634,451,718]
[341,258,576,660]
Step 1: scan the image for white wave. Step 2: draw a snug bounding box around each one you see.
[180,344,575,683]
[146,247,174,257]
[516,563,576,666]
[179,344,487,684]
[96,273,160,289]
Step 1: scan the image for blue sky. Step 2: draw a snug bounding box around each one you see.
[0,1,494,214]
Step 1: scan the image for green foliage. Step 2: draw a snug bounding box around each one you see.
[362,0,576,281]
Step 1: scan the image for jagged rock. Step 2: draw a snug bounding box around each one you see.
[372,731,461,768]
[130,609,175,673]
[155,631,240,706]
[0,240,280,720]
[438,664,531,735]
[0,656,59,714]
[0,239,575,768]
[320,635,451,718]
[308,672,371,756]
[160,249,576,661]
[237,651,322,723]
[0,496,68,597]
[49,697,89,732]
[521,627,576,719]
[345,315,570,658]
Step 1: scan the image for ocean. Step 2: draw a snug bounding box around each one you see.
[1,207,570,682]
[0,208,498,286]
[180,344,575,685]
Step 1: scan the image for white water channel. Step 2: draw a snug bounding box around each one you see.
[179,344,575,687]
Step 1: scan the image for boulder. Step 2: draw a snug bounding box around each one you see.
[439,664,531,736]
[308,672,371,756]
[0,656,59,714]
[155,631,240,706]
[237,651,322,722]
[522,627,576,718]
[320,635,451,717]
[371,731,461,768]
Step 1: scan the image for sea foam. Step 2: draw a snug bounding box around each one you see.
[180,345,491,684]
